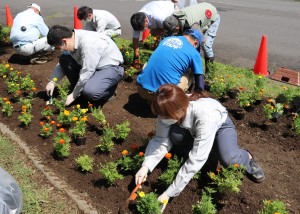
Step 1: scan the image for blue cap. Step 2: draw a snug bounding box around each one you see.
[184,28,202,45]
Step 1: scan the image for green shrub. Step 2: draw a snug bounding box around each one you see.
[98,161,124,185]
[96,127,115,152]
[158,155,182,187]
[136,191,161,214]
[115,120,131,140]
[75,154,94,173]
[258,199,288,214]
[192,187,217,214]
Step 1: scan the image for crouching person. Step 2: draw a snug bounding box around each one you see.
[135,84,265,213]
[45,25,124,107]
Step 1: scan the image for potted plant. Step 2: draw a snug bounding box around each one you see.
[53,129,71,158]
[124,66,137,82]
[69,120,87,145]
[75,154,94,173]
[263,102,284,123]
[237,90,255,112]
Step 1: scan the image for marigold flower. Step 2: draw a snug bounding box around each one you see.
[267,99,274,103]
[138,191,145,198]
[131,144,138,150]
[9,68,13,71]
[44,127,49,132]
[58,128,66,133]
[63,110,70,116]
[165,153,172,159]
[122,150,128,155]
[72,117,78,121]
[52,77,58,82]
[50,120,55,125]
[44,106,50,110]
[76,104,80,109]
[81,116,88,122]
[3,98,8,101]
[138,152,144,157]
[246,103,250,107]
[40,121,44,126]
[5,64,9,68]
[258,75,262,79]
[81,109,88,114]
[59,139,65,144]
[17,90,21,95]
[239,86,244,90]
[32,87,37,91]
[283,103,289,108]
[209,172,216,179]
[282,86,287,90]
[46,115,51,120]
[56,123,62,127]
[22,106,27,111]
[269,106,274,110]
[5,101,10,105]
[2,75,6,78]
[162,199,168,205]
[88,103,93,108]
[234,163,239,168]
[17,71,22,75]
[216,168,221,172]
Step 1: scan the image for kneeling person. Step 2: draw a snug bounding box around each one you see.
[45,25,124,106]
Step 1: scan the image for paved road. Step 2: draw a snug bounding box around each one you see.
[1,0,299,72]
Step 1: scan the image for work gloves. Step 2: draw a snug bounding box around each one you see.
[135,166,149,185]
[65,92,75,106]
[158,192,170,213]
[45,81,55,96]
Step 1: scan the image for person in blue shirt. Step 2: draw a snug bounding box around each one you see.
[10,3,53,57]
[136,28,205,102]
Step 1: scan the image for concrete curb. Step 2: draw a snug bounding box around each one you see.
[0,121,99,214]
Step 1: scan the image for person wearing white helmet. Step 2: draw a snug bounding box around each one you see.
[10,3,53,59]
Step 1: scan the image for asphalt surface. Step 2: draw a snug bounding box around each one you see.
[1,0,300,72]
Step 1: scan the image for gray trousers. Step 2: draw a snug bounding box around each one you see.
[59,54,124,102]
[169,116,251,173]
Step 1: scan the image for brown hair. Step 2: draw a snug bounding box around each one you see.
[151,84,189,123]
[151,85,211,123]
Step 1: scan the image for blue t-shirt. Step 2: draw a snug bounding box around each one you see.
[137,36,203,92]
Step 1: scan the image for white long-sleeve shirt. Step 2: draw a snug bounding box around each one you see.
[51,30,123,97]
[133,1,176,38]
[142,98,228,197]
[85,9,121,33]
[10,9,49,46]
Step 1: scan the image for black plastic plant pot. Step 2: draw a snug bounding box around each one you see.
[228,90,238,99]
[75,137,86,146]
[244,105,255,112]
[271,112,280,123]
[235,109,246,120]
[254,99,262,106]
[261,120,272,131]
[219,95,230,103]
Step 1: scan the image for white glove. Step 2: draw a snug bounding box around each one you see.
[65,92,75,106]
[46,81,55,96]
[158,192,170,213]
[135,166,149,185]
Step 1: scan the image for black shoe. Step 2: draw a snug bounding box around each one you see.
[246,158,265,183]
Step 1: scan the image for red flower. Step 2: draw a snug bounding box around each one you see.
[131,144,138,150]
[39,121,44,126]
[58,128,65,133]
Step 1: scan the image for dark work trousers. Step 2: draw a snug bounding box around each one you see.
[59,54,124,102]
[169,116,251,173]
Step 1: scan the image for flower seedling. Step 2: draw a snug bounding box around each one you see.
[115,120,131,140]
[1,100,14,117]
[0,63,9,77]
[96,127,115,153]
[263,102,284,121]
[53,130,71,158]
[209,164,246,194]
[292,113,300,134]
[192,187,217,214]
[57,109,72,125]
[158,155,182,187]
[40,123,53,138]
[91,108,107,127]
[258,199,288,214]
[98,161,124,185]
[18,110,33,126]
[125,67,137,78]
[70,120,87,138]
[41,105,54,120]
[136,191,161,214]
[117,149,144,172]
[75,154,94,173]
[19,74,36,91]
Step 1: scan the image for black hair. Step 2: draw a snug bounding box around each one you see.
[47,25,73,46]
[130,12,146,31]
[77,6,93,20]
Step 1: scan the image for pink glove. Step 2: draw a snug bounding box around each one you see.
[135,166,149,185]
[65,92,75,106]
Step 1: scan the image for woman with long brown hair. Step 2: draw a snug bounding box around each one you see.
[135,84,265,212]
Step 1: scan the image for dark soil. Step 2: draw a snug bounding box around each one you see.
[0,47,299,214]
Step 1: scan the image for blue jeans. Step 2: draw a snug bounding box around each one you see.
[59,54,124,102]
[203,14,220,58]
[169,116,252,173]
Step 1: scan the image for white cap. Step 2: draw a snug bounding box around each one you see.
[27,3,41,13]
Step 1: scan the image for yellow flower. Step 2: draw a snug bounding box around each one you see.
[76,104,80,109]
[5,64,9,68]
[282,86,287,90]
[258,75,262,79]
[9,68,13,71]
[162,199,168,205]
[5,101,10,105]
[81,109,88,114]
[154,37,157,41]
[246,103,250,107]
[209,172,215,179]
[72,117,78,121]
[274,213,280,214]
[2,75,6,78]
[234,163,239,168]
[81,116,88,122]
[138,191,145,198]
[125,51,129,55]
[63,110,70,116]
[52,77,58,82]
[121,150,128,155]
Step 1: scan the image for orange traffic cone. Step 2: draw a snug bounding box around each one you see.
[5,5,13,27]
[253,35,269,76]
[74,5,83,29]
[142,28,150,42]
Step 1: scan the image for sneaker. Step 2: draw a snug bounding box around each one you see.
[30,57,48,64]
[246,158,265,183]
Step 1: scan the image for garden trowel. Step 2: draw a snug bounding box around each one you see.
[119,183,141,213]
[46,95,53,105]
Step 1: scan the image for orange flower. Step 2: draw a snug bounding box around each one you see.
[21,106,27,111]
[216,168,221,172]
[269,106,274,110]
[32,87,37,91]
[165,153,172,159]
[50,120,55,125]
[131,144,138,150]
[58,128,66,133]
[16,90,21,95]
[72,116,78,122]
[234,163,239,168]
[122,150,128,155]
[81,116,88,122]
[239,86,244,91]
[59,139,65,144]
[44,106,50,110]
[46,115,51,120]
[267,99,274,103]
[138,152,144,156]
[209,172,216,179]
[40,121,44,126]
[3,98,8,101]
[44,127,49,132]
[88,103,93,108]
[17,71,22,75]
[56,123,62,127]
